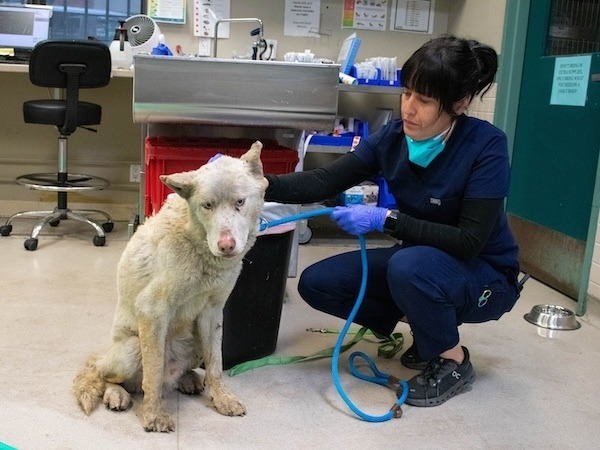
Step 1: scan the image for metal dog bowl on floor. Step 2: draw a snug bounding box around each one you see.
[524,304,581,330]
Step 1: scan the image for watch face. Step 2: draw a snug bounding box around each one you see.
[384,212,397,231]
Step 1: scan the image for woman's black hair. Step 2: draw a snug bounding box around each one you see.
[400,34,498,115]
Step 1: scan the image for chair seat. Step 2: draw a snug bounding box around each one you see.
[23,100,102,128]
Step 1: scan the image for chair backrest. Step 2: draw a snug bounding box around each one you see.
[27,40,111,135]
[28,40,111,89]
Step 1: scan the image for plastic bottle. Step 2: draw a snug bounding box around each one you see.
[109,20,133,69]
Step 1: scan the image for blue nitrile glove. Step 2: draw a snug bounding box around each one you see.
[330,205,388,235]
[151,43,173,55]
[208,153,223,163]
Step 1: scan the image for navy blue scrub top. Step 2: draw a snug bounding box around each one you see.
[352,115,519,272]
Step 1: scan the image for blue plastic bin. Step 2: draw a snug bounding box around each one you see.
[373,176,397,209]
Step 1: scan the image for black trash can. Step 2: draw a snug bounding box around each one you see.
[222,230,294,369]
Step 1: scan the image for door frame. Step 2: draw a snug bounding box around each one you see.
[495,0,597,315]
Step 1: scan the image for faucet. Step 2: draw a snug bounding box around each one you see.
[213,18,264,59]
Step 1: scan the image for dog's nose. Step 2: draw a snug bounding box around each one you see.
[218,234,237,254]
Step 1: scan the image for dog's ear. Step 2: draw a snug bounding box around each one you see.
[240,141,264,177]
[160,172,195,199]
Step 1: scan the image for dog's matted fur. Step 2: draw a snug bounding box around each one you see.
[73,141,267,432]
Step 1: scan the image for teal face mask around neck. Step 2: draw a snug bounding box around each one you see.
[405,127,450,168]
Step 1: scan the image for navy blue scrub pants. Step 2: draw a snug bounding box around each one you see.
[298,244,520,362]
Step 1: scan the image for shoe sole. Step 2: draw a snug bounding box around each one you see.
[404,369,476,407]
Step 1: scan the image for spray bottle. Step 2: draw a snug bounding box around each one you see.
[109,20,133,69]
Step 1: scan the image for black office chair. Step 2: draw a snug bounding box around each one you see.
[0,40,114,251]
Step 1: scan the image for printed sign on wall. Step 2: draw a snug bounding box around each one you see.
[550,55,592,107]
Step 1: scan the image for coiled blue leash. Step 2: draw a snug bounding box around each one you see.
[259,207,409,422]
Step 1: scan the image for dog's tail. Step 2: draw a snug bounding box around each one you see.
[72,354,106,415]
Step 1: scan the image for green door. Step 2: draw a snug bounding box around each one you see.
[507,0,600,298]
[506,0,600,301]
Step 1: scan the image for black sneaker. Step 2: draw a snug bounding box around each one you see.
[400,342,428,370]
[401,346,475,407]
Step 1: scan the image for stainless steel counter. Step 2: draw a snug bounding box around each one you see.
[133,55,339,131]
[132,55,340,277]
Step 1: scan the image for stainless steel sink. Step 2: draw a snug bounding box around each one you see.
[133,55,339,131]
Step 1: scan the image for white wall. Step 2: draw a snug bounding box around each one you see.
[159,0,449,65]
[446,0,506,50]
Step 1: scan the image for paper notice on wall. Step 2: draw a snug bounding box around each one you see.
[148,0,186,24]
[342,0,387,31]
[193,0,231,38]
[284,0,321,37]
[550,55,591,107]
[391,0,435,34]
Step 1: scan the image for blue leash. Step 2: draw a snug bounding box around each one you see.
[260,207,409,421]
[258,207,337,232]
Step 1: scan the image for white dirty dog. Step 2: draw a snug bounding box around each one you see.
[73,141,267,432]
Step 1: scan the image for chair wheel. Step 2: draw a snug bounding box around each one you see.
[102,222,114,233]
[0,224,12,236]
[49,219,60,227]
[24,238,38,251]
[298,226,313,244]
[93,235,105,247]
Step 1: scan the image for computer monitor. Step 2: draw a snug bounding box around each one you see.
[0,5,51,55]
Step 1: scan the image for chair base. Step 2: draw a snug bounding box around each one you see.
[0,208,113,251]
[16,172,110,192]
[2,168,113,250]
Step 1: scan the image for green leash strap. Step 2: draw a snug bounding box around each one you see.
[228,327,368,377]
[375,331,404,358]
[228,327,403,377]
[307,327,404,359]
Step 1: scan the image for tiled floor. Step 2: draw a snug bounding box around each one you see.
[1,218,600,449]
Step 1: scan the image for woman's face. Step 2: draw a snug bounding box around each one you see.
[401,88,453,141]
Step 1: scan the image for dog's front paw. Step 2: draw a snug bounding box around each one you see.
[212,392,246,417]
[143,409,175,433]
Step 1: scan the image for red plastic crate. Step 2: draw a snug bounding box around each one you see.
[144,137,299,216]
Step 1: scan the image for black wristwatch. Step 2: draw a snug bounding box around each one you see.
[384,210,398,232]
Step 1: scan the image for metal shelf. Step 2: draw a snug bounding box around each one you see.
[306,144,351,154]
[338,84,403,94]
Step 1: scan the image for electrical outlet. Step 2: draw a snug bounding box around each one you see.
[198,37,212,57]
[129,164,141,183]
[265,39,278,60]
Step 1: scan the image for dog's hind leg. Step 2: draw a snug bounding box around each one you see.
[103,382,132,411]
[74,335,143,415]
[199,305,246,417]
[81,335,142,414]
[177,370,204,395]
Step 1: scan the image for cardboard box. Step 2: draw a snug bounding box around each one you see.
[337,182,379,206]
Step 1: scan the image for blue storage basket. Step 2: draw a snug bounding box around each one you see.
[372,176,397,208]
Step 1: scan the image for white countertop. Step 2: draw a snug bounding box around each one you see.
[0,62,133,78]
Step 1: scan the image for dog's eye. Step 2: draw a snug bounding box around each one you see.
[236,198,245,208]
[202,202,213,210]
